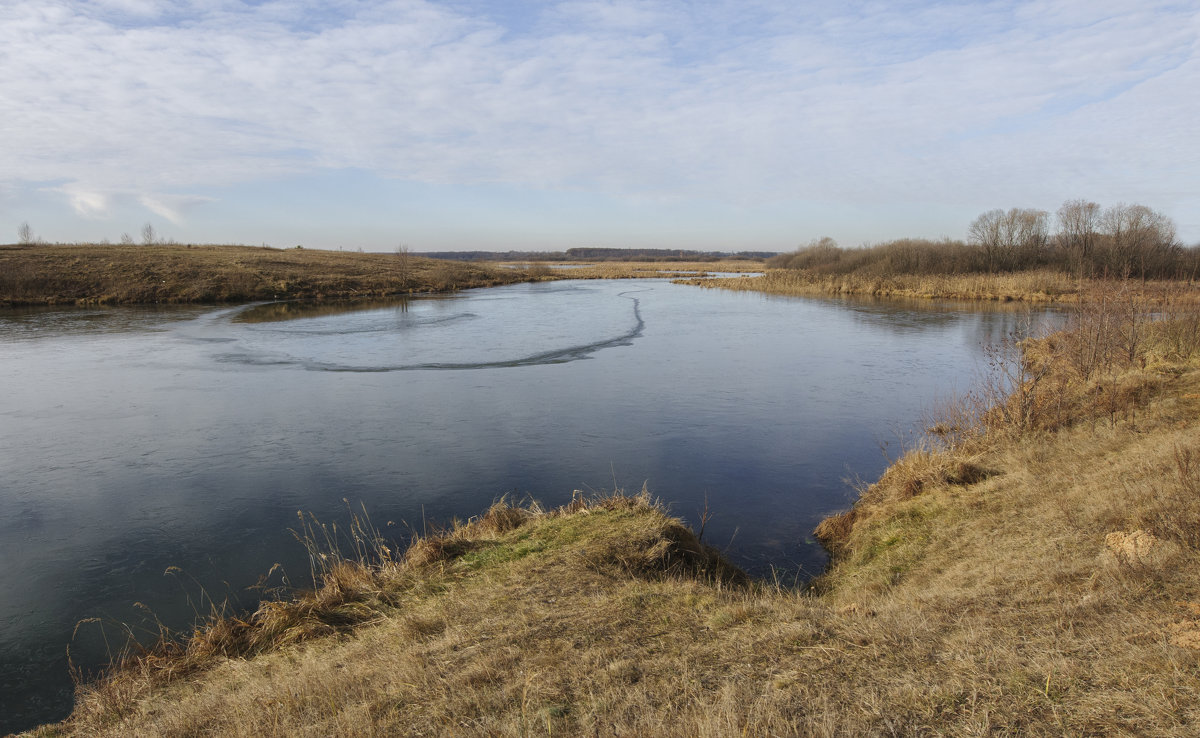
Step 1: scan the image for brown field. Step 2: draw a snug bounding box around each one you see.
[0,243,529,307]
[30,283,1200,736]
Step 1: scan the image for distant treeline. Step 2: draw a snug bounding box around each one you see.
[771,201,1200,280]
[419,248,774,262]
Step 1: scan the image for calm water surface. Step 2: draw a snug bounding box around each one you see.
[0,280,1050,731]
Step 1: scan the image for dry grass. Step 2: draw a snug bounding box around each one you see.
[0,243,526,306]
[40,490,759,736]
[29,287,1200,737]
[683,268,1200,305]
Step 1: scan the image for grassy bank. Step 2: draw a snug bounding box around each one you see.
[30,293,1200,735]
[679,267,1200,305]
[0,244,529,307]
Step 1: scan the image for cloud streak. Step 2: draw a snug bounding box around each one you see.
[2,0,1197,242]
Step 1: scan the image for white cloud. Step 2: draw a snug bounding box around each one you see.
[1,0,1197,241]
[55,185,114,218]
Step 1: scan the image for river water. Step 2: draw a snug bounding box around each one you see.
[0,279,1050,731]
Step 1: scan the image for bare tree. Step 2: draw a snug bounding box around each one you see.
[16,221,34,245]
[968,209,1006,272]
[1099,203,1178,278]
[141,222,157,246]
[968,208,1047,272]
[1012,208,1049,266]
[1056,200,1101,276]
[120,232,134,245]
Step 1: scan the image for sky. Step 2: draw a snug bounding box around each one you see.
[1,0,1198,252]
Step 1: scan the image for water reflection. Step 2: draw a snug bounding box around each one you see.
[233,297,418,323]
[0,304,209,342]
[0,280,1059,732]
[780,293,1068,350]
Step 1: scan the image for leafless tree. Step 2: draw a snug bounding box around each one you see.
[16,221,34,245]
[120,232,134,245]
[1012,208,1050,265]
[1099,203,1178,278]
[142,222,157,246]
[1056,200,1101,276]
[968,208,1048,272]
[968,209,1006,272]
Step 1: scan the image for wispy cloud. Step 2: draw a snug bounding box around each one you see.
[138,193,217,224]
[2,0,1197,243]
[54,185,114,218]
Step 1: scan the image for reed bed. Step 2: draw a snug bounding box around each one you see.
[684,268,1200,305]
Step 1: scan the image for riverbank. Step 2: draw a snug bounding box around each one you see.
[30,299,1200,735]
[678,267,1200,305]
[0,244,527,307]
[537,260,764,280]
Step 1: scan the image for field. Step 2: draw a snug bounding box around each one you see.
[31,283,1200,736]
[0,244,528,306]
[0,244,769,308]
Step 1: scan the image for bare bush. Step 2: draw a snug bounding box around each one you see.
[526,263,554,279]
[428,261,467,291]
[394,243,413,288]
[771,237,982,276]
[979,328,1053,434]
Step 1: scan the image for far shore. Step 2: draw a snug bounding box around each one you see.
[8,242,1197,314]
[677,267,1200,305]
[0,242,774,308]
[0,243,530,308]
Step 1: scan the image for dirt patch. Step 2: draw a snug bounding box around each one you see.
[1103,529,1171,567]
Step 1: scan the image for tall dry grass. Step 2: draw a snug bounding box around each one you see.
[686,262,1200,308]
[684,267,1179,304]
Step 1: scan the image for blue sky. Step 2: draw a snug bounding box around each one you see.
[2,0,1198,251]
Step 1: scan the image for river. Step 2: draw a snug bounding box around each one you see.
[0,279,1052,731]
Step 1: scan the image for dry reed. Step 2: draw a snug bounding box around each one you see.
[685,268,1200,306]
